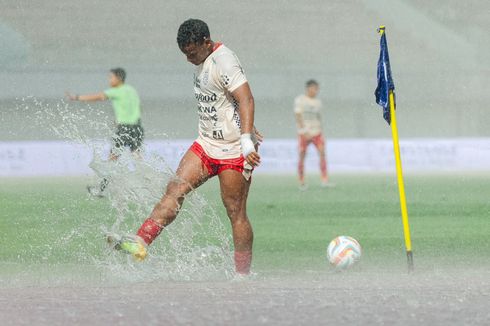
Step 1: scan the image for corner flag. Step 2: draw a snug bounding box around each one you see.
[375,26,414,272]
[375,26,395,124]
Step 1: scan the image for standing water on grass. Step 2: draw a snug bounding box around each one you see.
[91,151,234,281]
[6,97,234,283]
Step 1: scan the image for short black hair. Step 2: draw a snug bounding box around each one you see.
[177,19,210,49]
[306,79,319,87]
[110,68,126,82]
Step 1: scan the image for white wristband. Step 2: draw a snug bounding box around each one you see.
[240,133,255,157]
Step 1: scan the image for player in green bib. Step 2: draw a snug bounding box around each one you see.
[66,68,144,196]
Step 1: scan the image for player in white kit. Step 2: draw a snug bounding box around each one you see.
[113,19,260,275]
[294,80,331,189]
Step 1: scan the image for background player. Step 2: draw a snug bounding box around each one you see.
[66,68,144,196]
[294,79,332,189]
[113,19,260,275]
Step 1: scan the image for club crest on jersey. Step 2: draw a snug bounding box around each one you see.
[202,71,209,86]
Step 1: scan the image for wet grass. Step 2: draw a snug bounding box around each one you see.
[1,174,489,275]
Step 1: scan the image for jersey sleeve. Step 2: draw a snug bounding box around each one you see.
[104,87,118,99]
[215,53,247,93]
[294,97,303,114]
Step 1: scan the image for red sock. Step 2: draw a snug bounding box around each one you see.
[298,161,305,184]
[136,218,163,245]
[320,157,328,181]
[234,250,252,274]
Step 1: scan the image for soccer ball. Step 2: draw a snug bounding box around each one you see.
[327,236,362,269]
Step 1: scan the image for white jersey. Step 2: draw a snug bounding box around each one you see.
[193,44,247,159]
[294,94,323,137]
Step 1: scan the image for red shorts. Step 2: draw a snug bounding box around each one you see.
[190,142,245,177]
[299,133,325,152]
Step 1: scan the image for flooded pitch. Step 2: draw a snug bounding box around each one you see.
[1,268,489,325]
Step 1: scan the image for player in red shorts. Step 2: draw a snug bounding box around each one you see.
[294,80,332,189]
[111,19,260,275]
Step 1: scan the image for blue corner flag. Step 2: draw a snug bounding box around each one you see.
[375,29,395,125]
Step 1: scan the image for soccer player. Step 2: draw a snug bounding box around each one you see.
[112,19,260,275]
[294,79,331,189]
[66,68,144,196]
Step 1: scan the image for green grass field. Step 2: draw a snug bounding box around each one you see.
[1,173,489,282]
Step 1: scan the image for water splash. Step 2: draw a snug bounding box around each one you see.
[92,151,234,281]
[9,97,234,282]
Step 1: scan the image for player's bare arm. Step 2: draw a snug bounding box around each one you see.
[232,83,261,166]
[295,112,306,134]
[65,91,107,102]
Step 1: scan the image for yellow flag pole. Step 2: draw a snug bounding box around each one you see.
[389,90,414,272]
[379,26,414,272]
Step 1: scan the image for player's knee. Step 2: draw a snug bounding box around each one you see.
[225,205,239,219]
[165,179,179,193]
[224,200,244,220]
[151,186,187,226]
[165,180,187,200]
